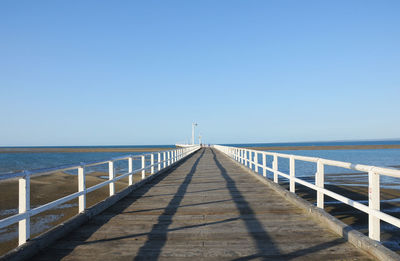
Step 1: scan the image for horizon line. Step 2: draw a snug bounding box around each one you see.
[1,137,400,148]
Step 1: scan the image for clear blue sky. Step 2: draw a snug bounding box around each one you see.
[1,1,399,146]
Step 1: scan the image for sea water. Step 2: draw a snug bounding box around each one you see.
[0,145,175,176]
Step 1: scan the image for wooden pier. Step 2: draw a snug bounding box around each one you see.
[31,148,372,260]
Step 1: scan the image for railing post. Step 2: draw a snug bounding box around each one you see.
[289,156,295,193]
[151,154,155,174]
[18,171,30,246]
[248,150,250,167]
[108,161,115,196]
[141,155,145,179]
[369,170,380,241]
[128,156,133,185]
[158,152,161,171]
[163,152,166,168]
[273,155,278,183]
[249,151,254,170]
[254,152,258,173]
[263,153,267,177]
[247,150,250,166]
[78,165,86,213]
[167,151,171,166]
[316,160,324,208]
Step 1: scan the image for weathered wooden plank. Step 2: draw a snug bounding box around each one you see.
[32,148,372,260]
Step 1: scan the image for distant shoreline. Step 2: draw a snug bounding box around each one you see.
[0,147,174,153]
[248,144,400,151]
[1,144,400,153]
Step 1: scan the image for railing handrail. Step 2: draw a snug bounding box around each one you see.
[222,146,400,178]
[213,144,400,242]
[0,147,189,181]
[0,145,201,248]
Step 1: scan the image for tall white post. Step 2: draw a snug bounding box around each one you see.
[192,122,198,145]
[158,153,161,171]
[263,153,267,177]
[151,154,155,174]
[167,151,171,166]
[369,170,380,241]
[141,155,145,179]
[289,156,295,193]
[18,172,30,246]
[78,166,86,213]
[316,160,324,209]
[273,155,278,183]
[163,152,167,168]
[128,157,133,185]
[108,161,115,196]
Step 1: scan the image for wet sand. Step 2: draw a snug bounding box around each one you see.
[249,144,400,151]
[0,147,173,153]
[0,170,151,255]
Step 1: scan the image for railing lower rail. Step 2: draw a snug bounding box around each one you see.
[0,145,200,247]
[213,144,400,242]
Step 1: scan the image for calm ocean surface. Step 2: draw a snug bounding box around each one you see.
[1,141,399,187]
[0,145,175,175]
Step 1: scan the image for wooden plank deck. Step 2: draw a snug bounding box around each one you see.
[32,148,372,260]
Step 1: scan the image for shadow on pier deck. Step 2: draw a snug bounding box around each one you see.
[31,148,372,260]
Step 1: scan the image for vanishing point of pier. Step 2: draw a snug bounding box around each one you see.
[29,148,372,260]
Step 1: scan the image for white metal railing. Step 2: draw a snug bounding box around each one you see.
[213,144,400,242]
[0,145,200,246]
